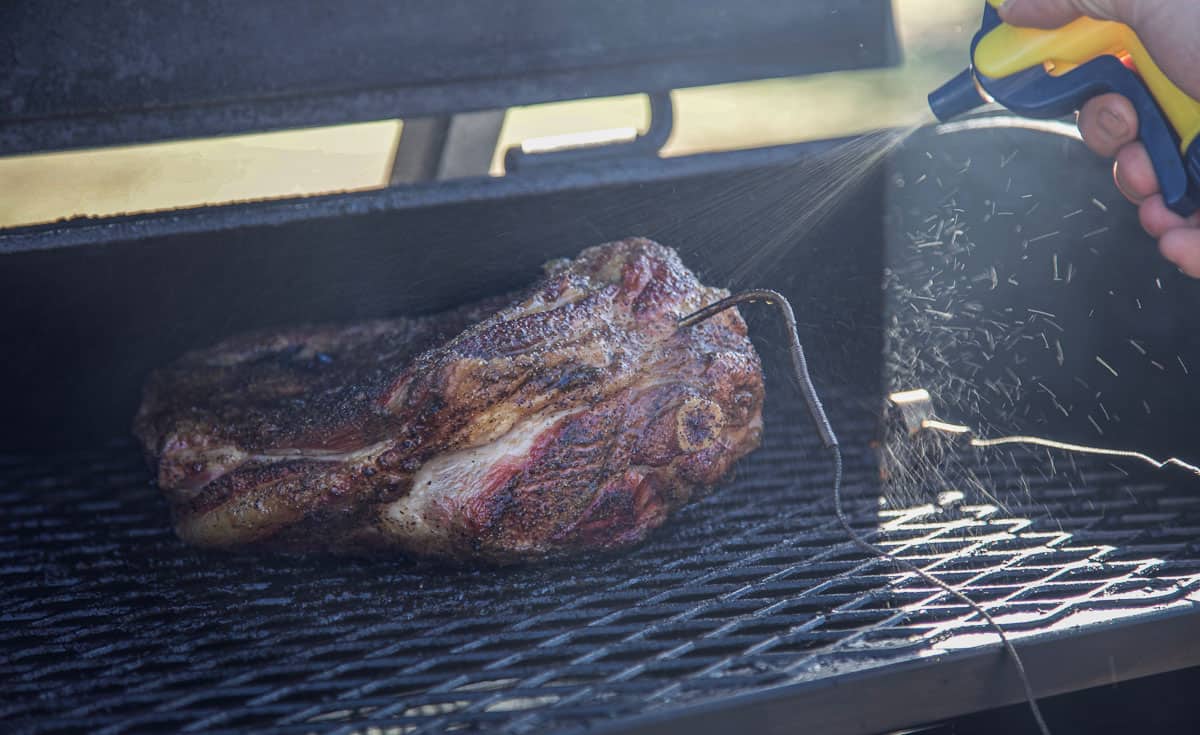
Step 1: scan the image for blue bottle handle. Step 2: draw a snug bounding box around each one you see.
[971,6,1200,217]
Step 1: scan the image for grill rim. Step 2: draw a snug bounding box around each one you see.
[587,604,1200,735]
[0,136,855,255]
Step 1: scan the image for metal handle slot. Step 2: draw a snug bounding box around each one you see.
[504,92,674,173]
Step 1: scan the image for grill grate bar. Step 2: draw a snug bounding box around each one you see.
[5,399,1200,734]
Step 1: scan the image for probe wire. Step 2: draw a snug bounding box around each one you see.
[679,290,1052,735]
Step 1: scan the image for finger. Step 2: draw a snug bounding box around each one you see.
[1138,195,1200,239]
[1113,143,1159,205]
[1078,94,1138,157]
[1159,228,1200,278]
[999,0,1127,29]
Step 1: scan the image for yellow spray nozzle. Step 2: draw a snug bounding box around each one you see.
[975,16,1125,79]
[927,0,1200,215]
[972,7,1200,153]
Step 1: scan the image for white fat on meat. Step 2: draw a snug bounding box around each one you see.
[382,410,572,552]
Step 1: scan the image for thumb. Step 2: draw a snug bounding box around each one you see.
[999,0,1131,29]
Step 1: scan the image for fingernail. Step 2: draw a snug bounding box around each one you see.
[1100,109,1130,141]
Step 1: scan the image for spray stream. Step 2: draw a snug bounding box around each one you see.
[724,123,929,285]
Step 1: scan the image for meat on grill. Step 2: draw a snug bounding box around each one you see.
[134,238,765,562]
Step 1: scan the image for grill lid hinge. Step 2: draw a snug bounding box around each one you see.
[387,109,506,184]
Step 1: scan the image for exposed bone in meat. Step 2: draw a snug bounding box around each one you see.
[134,238,765,563]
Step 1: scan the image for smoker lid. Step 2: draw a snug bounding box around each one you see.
[0,0,898,155]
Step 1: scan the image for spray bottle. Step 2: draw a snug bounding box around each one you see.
[928,0,1200,216]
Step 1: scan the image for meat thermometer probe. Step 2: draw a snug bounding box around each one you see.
[927,0,1200,216]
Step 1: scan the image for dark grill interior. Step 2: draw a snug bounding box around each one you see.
[7,2,1199,730]
[5,396,1200,734]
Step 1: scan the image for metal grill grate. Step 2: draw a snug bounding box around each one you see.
[3,400,1200,735]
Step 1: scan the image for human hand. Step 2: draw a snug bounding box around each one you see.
[999,0,1200,275]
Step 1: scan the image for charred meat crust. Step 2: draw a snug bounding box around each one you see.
[135,238,765,563]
